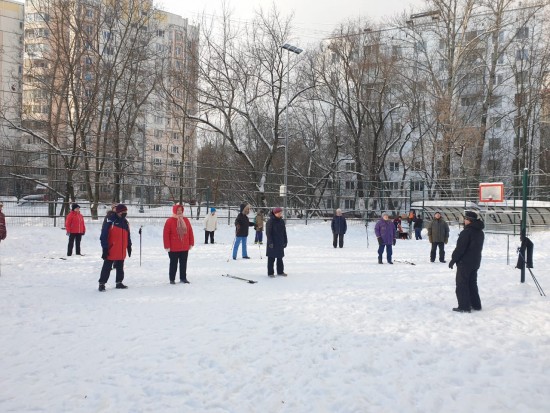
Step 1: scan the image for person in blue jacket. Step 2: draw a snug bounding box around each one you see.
[266,207,288,277]
[331,208,347,248]
[375,212,396,264]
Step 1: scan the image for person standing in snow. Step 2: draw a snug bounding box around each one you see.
[98,204,132,292]
[204,207,217,244]
[233,203,254,260]
[375,213,396,264]
[164,204,194,284]
[331,208,347,248]
[66,203,86,256]
[0,201,6,243]
[413,215,424,240]
[254,210,265,245]
[428,211,450,263]
[103,203,117,224]
[266,207,288,277]
[448,210,485,313]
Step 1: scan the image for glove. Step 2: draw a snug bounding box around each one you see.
[165,248,170,252]
[449,261,455,269]
[444,238,448,245]
[66,232,69,236]
[127,246,132,257]
[377,237,382,245]
[101,248,108,260]
[392,239,396,246]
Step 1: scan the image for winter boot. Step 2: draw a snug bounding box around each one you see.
[378,256,383,264]
[452,307,471,313]
[98,284,106,292]
[170,280,176,285]
[115,282,128,289]
[180,279,190,284]
[277,272,288,276]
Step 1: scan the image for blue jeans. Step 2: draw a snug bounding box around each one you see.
[377,244,393,262]
[233,236,248,258]
[415,228,422,240]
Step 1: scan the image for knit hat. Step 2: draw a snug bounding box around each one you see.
[210,207,216,213]
[71,203,80,211]
[272,207,283,214]
[115,203,128,213]
[464,210,480,221]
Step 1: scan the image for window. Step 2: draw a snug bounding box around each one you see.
[392,46,401,57]
[490,117,502,129]
[498,31,505,43]
[345,181,355,190]
[85,57,93,66]
[86,9,93,18]
[496,74,504,85]
[461,96,478,106]
[326,199,333,209]
[171,146,179,154]
[497,52,504,64]
[515,27,529,40]
[393,122,402,134]
[156,30,165,37]
[175,46,182,56]
[439,39,445,50]
[154,129,163,138]
[103,31,111,41]
[487,159,499,172]
[439,59,446,72]
[345,162,355,171]
[170,173,178,182]
[412,161,422,171]
[465,30,479,42]
[326,180,333,189]
[515,93,527,107]
[516,49,529,61]
[489,95,502,108]
[389,162,399,172]
[488,138,501,150]
[154,115,163,124]
[153,158,162,166]
[173,132,180,139]
[153,144,162,152]
[344,200,355,209]
[412,181,424,191]
[516,71,528,83]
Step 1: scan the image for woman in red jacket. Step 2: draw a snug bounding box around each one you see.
[163,204,194,284]
[66,203,86,256]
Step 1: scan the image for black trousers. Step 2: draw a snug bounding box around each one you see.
[267,257,284,275]
[455,265,482,310]
[430,242,445,262]
[169,251,189,282]
[67,233,82,255]
[99,260,124,284]
[333,233,344,248]
[205,230,214,244]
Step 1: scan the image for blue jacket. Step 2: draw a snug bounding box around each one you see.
[375,218,395,245]
[331,215,347,235]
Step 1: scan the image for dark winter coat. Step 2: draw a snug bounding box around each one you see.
[375,218,395,245]
[450,219,485,269]
[413,217,423,229]
[266,212,288,258]
[331,215,347,235]
[428,218,449,243]
[235,203,254,237]
[0,210,6,241]
[100,213,132,261]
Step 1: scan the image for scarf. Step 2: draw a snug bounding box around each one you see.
[173,212,187,240]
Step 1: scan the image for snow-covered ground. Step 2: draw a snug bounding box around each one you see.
[1,217,549,413]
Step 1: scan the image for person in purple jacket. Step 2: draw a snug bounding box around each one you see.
[375,212,396,264]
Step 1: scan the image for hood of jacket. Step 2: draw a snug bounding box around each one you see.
[172,204,184,215]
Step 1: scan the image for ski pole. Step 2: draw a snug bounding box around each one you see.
[518,249,545,296]
[227,236,236,262]
[139,226,142,267]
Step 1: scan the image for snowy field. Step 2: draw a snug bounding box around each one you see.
[1,217,549,413]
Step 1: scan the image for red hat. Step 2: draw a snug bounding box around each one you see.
[272,207,283,214]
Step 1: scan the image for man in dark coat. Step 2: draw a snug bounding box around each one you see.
[428,211,450,262]
[233,203,254,260]
[266,207,288,277]
[331,208,347,248]
[449,210,485,313]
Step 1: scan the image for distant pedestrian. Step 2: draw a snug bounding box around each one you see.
[331,208,347,248]
[266,207,288,277]
[233,203,254,260]
[448,211,485,313]
[428,211,450,263]
[98,204,132,292]
[66,203,86,256]
[164,204,194,284]
[413,215,424,240]
[254,210,265,245]
[375,213,396,264]
[103,203,117,224]
[204,207,218,244]
[0,201,6,243]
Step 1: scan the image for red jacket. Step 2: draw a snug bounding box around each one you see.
[163,206,194,252]
[65,210,86,234]
[100,214,131,261]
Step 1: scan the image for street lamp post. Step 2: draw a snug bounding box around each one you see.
[280,43,302,219]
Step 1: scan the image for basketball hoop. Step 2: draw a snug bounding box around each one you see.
[479,182,504,203]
